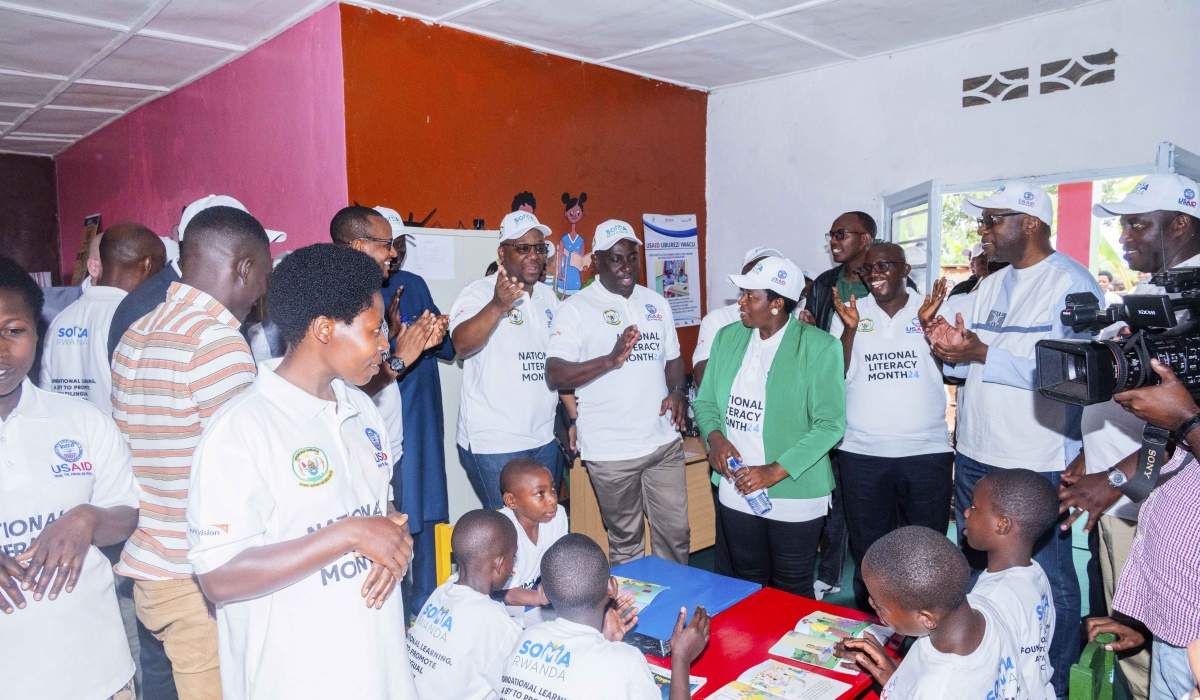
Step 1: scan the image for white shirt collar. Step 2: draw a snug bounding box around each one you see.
[256,358,359,422]
[3,379,48,422]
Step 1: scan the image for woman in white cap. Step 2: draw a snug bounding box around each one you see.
[692,256,846,598]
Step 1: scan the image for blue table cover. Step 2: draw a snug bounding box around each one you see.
[611,555,761,642]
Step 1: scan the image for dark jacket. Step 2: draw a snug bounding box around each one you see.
[808,264,919,332]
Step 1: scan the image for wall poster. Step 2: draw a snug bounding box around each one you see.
[643,214,700,327]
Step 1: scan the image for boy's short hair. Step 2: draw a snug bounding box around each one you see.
[540,534,609,613]
[451,509,517,568]
[499,458,552,496]
[266,243,383,348]
[0,256,43,322]
[864,526,968,612]
[980,468,1060,541]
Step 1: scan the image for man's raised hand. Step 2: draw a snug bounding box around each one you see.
[490,265,525,310]
[608,325,640,370]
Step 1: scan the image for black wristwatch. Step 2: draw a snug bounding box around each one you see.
[388,356,407,375]
[1178,412,1200,446]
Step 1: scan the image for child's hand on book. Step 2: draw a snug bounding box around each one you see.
[835,636,897,685]
[602,593,640,642]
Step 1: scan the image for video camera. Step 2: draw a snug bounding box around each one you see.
[1035,267,1200,406]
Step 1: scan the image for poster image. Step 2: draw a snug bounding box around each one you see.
[643,214,700,327]
[72,214,102,285]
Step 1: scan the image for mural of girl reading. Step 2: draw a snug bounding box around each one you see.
[556,191,590,297]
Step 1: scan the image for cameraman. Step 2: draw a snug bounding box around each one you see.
[1083,357,1200,700]
[1059,173,1200,700]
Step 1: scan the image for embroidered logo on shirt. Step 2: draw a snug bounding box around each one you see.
[545,308,553,327]
[51,439,92,478]
[644,303,663,321]
[292,447,333,487]
[508,308,524,325]
[857,318,874,333]
[985,310,1008,327]
[603,309,621,325]
[365,427,383,451]
[53,439,84,462]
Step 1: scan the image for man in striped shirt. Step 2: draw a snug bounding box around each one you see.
[112,206,272,700]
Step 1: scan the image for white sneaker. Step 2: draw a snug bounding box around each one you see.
[812,580,840,601]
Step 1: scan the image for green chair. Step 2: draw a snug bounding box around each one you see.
[1070,633,1116,700]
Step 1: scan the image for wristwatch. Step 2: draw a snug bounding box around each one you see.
[1107,467,1128,489]
[388,356,407,374]
[1177,412,1200,446]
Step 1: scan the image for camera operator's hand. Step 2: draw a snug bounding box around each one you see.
[1059,449,1125,534]
[1113,359,1200,434]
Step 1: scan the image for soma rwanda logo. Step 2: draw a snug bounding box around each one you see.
[508,308,524,325]
[603,309,621,325]
[1133,181,1150,195]
[857,318,875,333]
[292,447,332,487]
[645,304,662,321]
[513,638,571,680]
[54,439,84,463]
[365,428,383,451]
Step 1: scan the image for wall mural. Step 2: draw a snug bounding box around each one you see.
[508,190,595,299]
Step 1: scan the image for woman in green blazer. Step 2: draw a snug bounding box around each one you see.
[693,257,846,598]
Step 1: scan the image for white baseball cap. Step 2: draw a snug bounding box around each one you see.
[742,245,783,268]
[969,242,985,259]
[160,236,180,263]
[593,219,640,252]
[962,181,1054,227]
[728,256,804,301]
[499,210,551,243]
[178,194,286,242]
[1092,173,1200,218]
[373,206,417,241]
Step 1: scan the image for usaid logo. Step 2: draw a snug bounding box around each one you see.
[644,303,662,321]
[1182,188,1197,208]
[365,428,383,451]
[54,439,83,462]
[1018,191,1035,207]
[545,308,554,327]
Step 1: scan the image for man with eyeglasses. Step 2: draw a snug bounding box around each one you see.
[827,243,953,611]
[450,210,565,509]
[807,212,878,332]
[921,180,1101,698]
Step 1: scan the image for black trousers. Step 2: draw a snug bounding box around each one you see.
[839,449,954,611]
[719,501,825,599]
[816,451,847,586]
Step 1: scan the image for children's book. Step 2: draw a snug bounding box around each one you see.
[648,664,706,699]
[708,661,851,700]
[614,576,669,610]
[769,612,895,675]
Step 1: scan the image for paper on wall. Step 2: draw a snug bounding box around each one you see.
[401,233,456,280]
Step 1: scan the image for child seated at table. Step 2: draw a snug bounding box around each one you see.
[965,469,1059,700]
[407,509,522,700]
[836,526,1025,700]
[499,534,711,700]
[498,458,569,607]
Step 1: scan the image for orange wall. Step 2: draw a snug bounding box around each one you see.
[339,5,708,366]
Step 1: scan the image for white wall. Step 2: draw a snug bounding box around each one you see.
[705,0,1200,306]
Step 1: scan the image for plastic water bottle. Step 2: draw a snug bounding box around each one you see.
[728,456,773,516]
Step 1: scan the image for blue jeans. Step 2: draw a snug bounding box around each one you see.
[458,441,563,510]
[1151,637,1196,700]
[955,453,1080,698]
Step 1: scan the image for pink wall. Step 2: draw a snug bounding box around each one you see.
[55,3,347,278]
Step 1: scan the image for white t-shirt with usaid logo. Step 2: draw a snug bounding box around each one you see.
[186,359,417,700]
[0,380,141,700]
[829,293,951,458]
[450,275,560,453]
[546,282,682,462]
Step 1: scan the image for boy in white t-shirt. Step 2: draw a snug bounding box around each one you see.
[408,509,522,699]
[498,458,569,607]
[499,534,711,700]
[965,469,1060,700]
[837,526,1025,700]
[185,244,419,700]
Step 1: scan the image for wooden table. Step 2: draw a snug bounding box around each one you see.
[568,435,715,558]
[650,587,882,699]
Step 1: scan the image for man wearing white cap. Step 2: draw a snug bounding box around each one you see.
[1056,173,1200,700]
[450,210,563,509]
[922,180,1101,698]
[107,194,285,359]
[693,256,844,598]
[546,221,690,564]
[692,245,782,388]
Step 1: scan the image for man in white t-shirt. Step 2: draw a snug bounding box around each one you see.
[1057,173,1200,700]
[451,210,564,509]
[0,259,142,700]
[41,223,165,413]
[185,244,418,700]
[408,509,522,700]
[499,534,711,700]
[692,245,782,387]
[828,242,953,611]
[923,181,1100,697]
[545,221,690,565]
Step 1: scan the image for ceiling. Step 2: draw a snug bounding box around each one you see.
[0,0,1101,157]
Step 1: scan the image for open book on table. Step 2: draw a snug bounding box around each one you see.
[648,664,706,698]
[707,660,851,700]
[768,611,894,675]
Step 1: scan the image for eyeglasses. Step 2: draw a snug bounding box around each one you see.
[855,260,906,277]
[825,229,869,242]
[501,243,550,256]
[976,212,1023,229]
[358,235,394,249]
